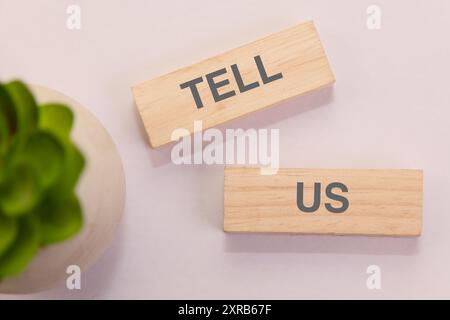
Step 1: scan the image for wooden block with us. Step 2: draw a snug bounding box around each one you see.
[224,167,423,236]
[132,21,334,148]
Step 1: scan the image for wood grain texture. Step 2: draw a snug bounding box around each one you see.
[224,167,423,236]
[133,21,334,148]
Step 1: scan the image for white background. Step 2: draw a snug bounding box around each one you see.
[1,0,450,299]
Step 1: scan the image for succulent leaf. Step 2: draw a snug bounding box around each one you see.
[0,83,18,155]
[0,111,8,155]
[0,215,41,278]
[0,163,42,217]
[3,81,38,147]
[52,143,85,195]
[0,83,18,135]
[36,193,82,245]
[0,215,18,258]
[17,132,65,189]
[38,103,74,141]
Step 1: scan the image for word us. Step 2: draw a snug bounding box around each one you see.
[297,182,349,213]
[224,167,422,236]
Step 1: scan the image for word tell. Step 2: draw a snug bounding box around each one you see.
[180,55,283,109]
[132,21,334,148]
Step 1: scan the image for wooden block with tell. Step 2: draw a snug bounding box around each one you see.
[132,21,334,148]
[224,167,423,236]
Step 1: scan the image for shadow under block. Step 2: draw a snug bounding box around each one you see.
[132,21,335,148]
[224,167,423,236]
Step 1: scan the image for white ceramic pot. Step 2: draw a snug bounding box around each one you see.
[0,85,126,294]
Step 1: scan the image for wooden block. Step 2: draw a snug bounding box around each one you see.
[224,167,423,236]
[132,21,334,148]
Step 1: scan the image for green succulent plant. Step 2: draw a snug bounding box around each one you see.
[0,80,85,279]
